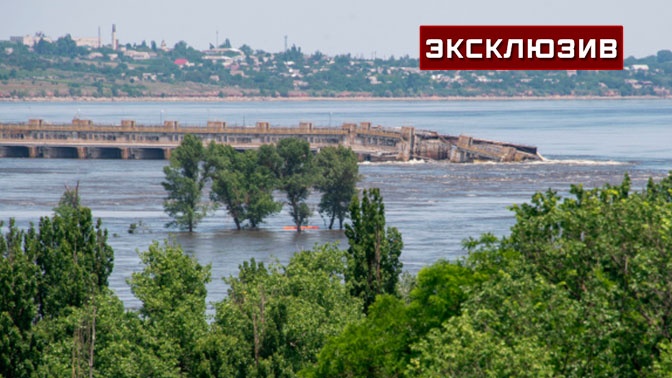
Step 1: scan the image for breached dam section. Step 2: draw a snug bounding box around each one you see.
[0,118,541,163]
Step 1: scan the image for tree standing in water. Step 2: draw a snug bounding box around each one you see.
[276,138,315,232]
[315,145,360,229]
[207,143,282,230]
[162,134,208,232]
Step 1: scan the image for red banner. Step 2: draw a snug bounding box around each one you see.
[419,26,623,70]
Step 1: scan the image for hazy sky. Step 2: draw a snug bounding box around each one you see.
[3,0,670,58]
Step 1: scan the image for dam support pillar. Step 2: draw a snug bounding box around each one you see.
[76,147,87,159]
[163,148,172,160]
[28,146,38,158]
[342,123,356,147]
[120,147,129,160]
[400,126,415,161]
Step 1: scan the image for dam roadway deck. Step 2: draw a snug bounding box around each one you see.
[0,119,541,163]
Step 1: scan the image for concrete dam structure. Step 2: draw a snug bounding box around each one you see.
[0,118,541,163]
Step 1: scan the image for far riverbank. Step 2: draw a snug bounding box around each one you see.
[0,94,670,103]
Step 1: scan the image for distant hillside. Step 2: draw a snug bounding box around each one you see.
[1,35,671,99]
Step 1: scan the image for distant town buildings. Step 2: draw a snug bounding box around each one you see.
[124,50,155,60]
[10,33,51,47]
[10,25,117,50]
[1,28,671,99]
[73,37,100,48]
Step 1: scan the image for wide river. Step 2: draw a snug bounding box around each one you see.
[0,99,670,309]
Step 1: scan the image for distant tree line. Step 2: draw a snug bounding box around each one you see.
[162,135,360,232]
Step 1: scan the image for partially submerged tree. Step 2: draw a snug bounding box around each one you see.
[315,145,360,229]
[162,134,209,232]
[162,137,361,232]
[276,138,315,232]
[207,143,282,229]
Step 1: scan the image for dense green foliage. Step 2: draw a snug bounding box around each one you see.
[497,173,672,375]
[6,173,672,377]
[310,259,482,377]
[202,244,361,377]
[345,188,404,313]
[130,241,211,375]
[0,219,39,377]
[162,134,209,232]
[276,138,316,232]
[315,145,360,229]
[206,143,282,229]
[311,173,672,377]
[0,187,113,377]
[163,136,359,232]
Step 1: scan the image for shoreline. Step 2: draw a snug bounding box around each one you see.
[0,95,670,103]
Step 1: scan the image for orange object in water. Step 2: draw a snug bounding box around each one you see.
[282,225,319,230]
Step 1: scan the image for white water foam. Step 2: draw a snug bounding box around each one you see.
[531,158,630,166]
[359,158,426,166]
[468,154,629,166]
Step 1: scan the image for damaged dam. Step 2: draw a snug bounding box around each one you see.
[0,119,541,163]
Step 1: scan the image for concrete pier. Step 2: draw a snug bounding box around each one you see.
[0,119,541,163]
